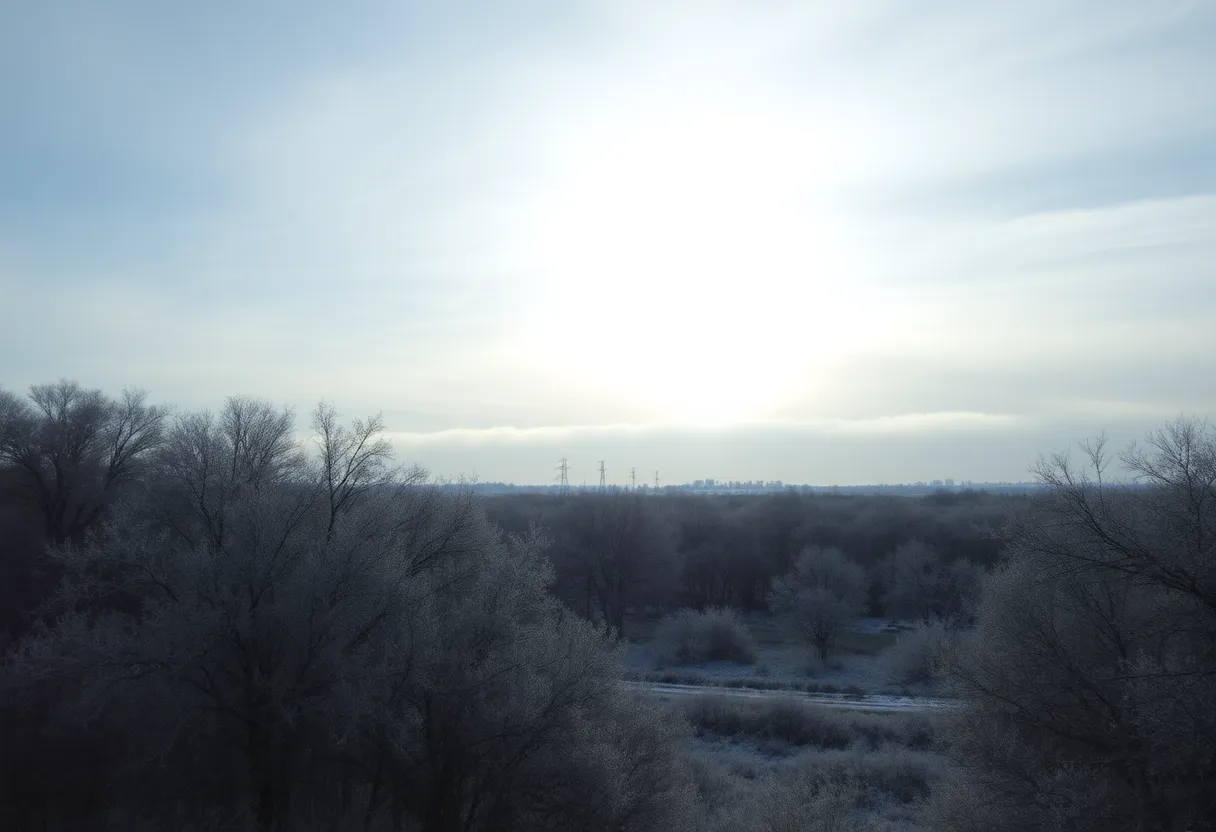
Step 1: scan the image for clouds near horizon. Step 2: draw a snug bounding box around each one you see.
[2,0,1213,483]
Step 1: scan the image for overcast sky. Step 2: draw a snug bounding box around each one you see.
[2,1,1214,485]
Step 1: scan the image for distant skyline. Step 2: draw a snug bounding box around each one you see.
[3,1,1215,485]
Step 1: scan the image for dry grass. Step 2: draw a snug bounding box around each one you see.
[688,741,950,831]
[682,694,936,753]
[682,695,950,832]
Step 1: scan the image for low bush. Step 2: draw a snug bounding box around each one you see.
[654,607,758,666]
[683,695,938,753]
[882,623,955,686]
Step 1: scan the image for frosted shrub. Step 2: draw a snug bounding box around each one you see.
[883,623,954,686]
[654,607,758,666]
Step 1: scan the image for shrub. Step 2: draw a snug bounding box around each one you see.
[882,623,957,687]
[653,607,758,666]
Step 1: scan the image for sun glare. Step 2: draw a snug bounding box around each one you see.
[519,108,885,426]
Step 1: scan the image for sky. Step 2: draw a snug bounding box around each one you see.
[2,0,1215,485]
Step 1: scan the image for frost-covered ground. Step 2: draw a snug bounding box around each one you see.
[623,614,957,828]
[669,692,951,831]
[623,616,947,698]
[627,681,958,713]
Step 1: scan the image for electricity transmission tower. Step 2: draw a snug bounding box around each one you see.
[556,458,569,494]
[598,460,606,489]
[654,470,660,489]
[630,467,636,489]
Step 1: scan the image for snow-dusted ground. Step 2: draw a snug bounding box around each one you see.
[622,616,950,699]
[624,680,958,713]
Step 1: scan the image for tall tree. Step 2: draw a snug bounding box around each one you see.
[936,419,1216,831]
[310,402,406,541]
[0,380,166,543]
[769,545,869,660]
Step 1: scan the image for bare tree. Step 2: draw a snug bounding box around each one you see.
[936,418,1216,831]
[310,402,407,541]
[0,380,166,543]
[151,397,310,551]
[768,546,868,660]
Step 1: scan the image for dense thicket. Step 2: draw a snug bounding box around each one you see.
[484,486,1012,622]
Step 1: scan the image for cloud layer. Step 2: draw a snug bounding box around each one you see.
[2,1,1213,483]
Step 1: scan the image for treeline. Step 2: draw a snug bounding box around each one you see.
[2,379,1213,830]
[482,487,1013,630]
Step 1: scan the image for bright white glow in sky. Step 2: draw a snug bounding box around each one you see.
[2,1,1214,484]
[516,104,886,426]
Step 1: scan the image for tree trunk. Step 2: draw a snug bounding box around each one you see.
[423,771,463,832]
[815,634,831,661]
[247,725,290,832]
[363,750,383,832]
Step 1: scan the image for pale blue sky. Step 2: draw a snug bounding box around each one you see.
[2,1,1214,484]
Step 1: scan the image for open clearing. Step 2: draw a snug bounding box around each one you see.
[626,680,959,713]
[623,614,956,710]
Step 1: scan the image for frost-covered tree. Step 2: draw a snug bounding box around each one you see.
[0,380,166,543]
[768,546,869,660]
[935,419,1216,832]
[310,401,412,542]
[7,399,694,832]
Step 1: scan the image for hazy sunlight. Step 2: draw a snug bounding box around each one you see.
[521,107,889,425]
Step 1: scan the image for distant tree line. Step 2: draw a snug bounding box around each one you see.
[481,485,1008,631]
